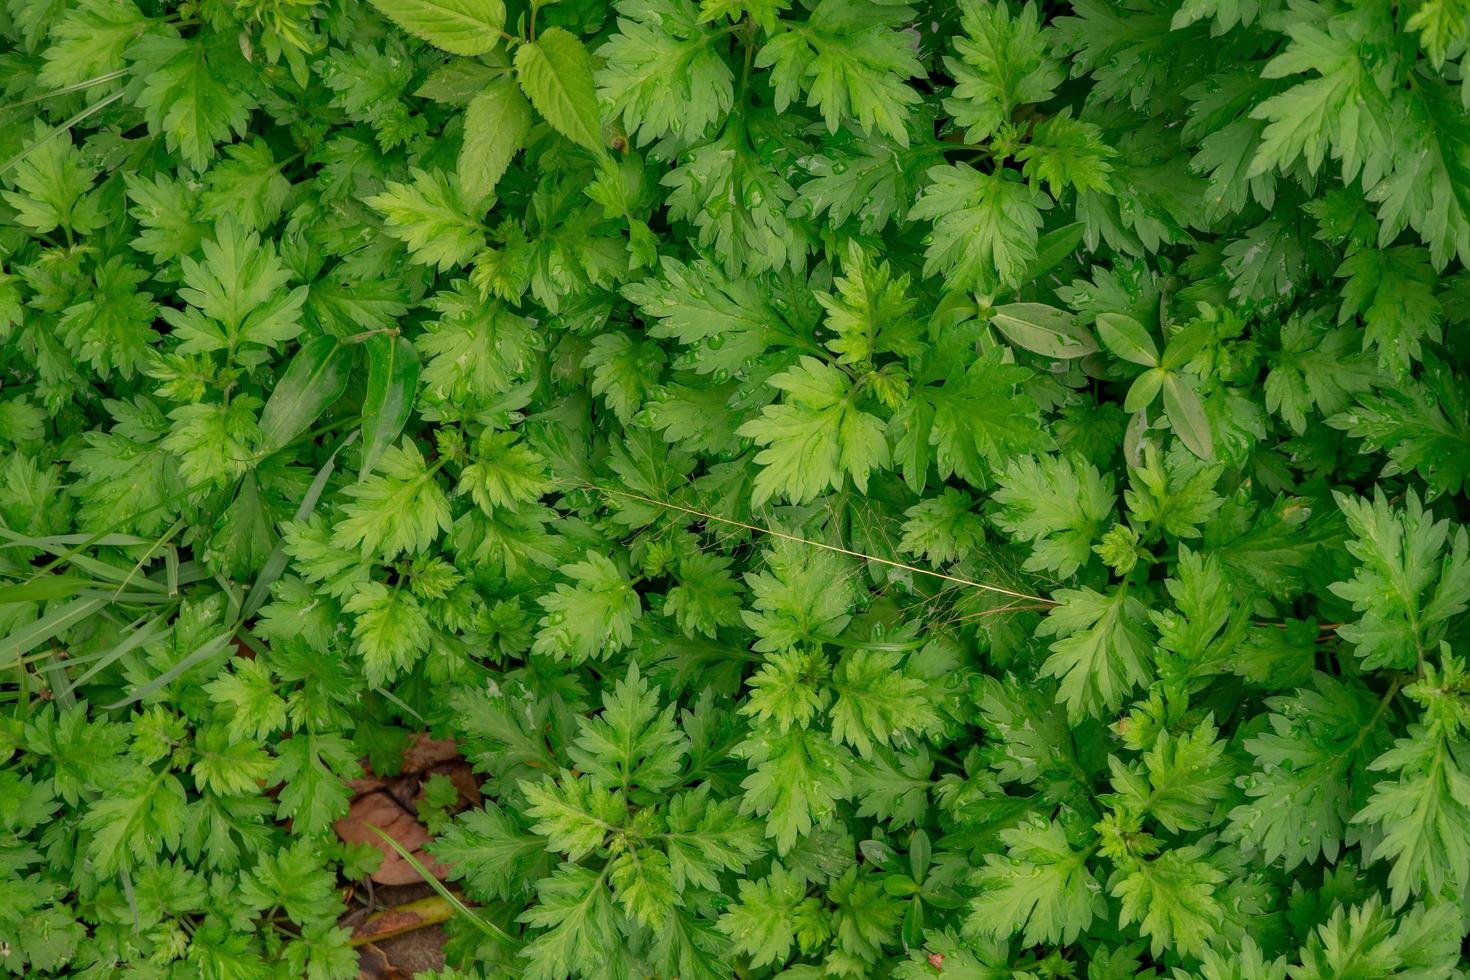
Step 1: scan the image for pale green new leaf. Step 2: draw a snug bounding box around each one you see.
[367,0,507,55]
[1330,489,1470,671]
[532,553,643,662]
[1037,586,1154,721]
[515,28,605,153]
[737,356,890,507]
[1112,846,1224,959]
[332,440,452,559]
[459,79,531,201]
[910,164,1047,292]
[965,816,1104,947]
[992,454,1114,578]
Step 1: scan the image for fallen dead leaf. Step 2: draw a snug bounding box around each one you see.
[334,792,451,885]
[401,734,460,773]
[356,942,410,980]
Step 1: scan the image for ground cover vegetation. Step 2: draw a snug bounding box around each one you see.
[2,0,1470,975]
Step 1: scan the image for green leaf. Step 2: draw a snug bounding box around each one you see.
[1161,373,1214,461]
[908,351,1052,488]
[129,35,255,171]
[944,0,1062,143]
[756,0,923,144]
[332,439,452,559]
[459,79,531,202]
[162,217,306,359]
[991,453,1114,578]
[1327,355,1470,498]
[270,733,361,835]
[1017,110,1116,195]
[522,774,625,859]
[519,863,620,980]
[1110,715,1233,833]
[736,728,853,854]
[359,333,421,480]
[965,816,1104,947]
[432,804,549,902]
[1335,245,1442,375]
[737,356,890,507]
[257,336,353,455]
[1247,17,1388,183]
[1264,311,1379,434]
[828,649,936,758]
[343,581,433,685]
[663,787,766,891]
[1124,368,1164,413]
[717,864,824,968]
[367,168,487,271]
[817,241,920,369]
[515,27,604,153]
[531,553,643,662]
[1112,846,1224,959]
[82,770,188,873]
[367,0,507,55]
[569,663,689,795]
[910,163,1046,292]
[596,0,735,145]
[1037,585,1154,722]
[1293,899,1463,980]
[1096,312,1158,366]
[989,302,1098,359]
[1329,489,1470,671]
[743,539,855,653]
[1355,724,1470,907]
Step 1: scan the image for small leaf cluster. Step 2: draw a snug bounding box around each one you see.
[3,0,1470,976]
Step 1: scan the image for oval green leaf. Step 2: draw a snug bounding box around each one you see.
[460,79,532,203]
[1162,373,1215,461]
[360,333,421,479]
[514,27,603,153]
[1096,312,1160,367]
[1160,321,1212,370]
[258,335,353,455]
[1124,367,1165,412]
[366,0,507,56]
[991,302,1099,359]
[1027,221,1085,278]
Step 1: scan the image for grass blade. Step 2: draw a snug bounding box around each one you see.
[1,596,109,664]
[105,631,232,710]
[242,432,358,621]
[70,615,172,688]
[367,826,517,946]
[0,89,126,177]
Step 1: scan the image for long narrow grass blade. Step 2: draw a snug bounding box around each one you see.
[1,596,109,663]
[367,826,517,946]
[4,69,127,110]
[105,631,232,710]
[0,529,152,548]
[111,519,185,601]
[587,483,1055,605]
[372,686,425,723]
[0,534,169,593]
[40,653,77,710]
[0,89,126,177]
[242,432,358,621]
[68,615,172,688]
[0,577,105,604]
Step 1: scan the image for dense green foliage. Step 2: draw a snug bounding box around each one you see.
[3,0,1470,975]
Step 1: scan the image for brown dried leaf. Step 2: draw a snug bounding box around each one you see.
[334,792,452,885]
